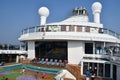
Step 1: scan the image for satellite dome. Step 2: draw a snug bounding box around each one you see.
[38,7,49,17]
[92,2,102,12]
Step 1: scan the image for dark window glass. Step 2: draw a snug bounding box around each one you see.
[98,63,103,77]
[83,62,88,74]
[35,41,67,60]
[105,64,110,77]
[61,26,66,31]
[85,43,93,54]
[113,65,117,80]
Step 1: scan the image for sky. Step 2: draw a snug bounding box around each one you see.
[0,0,120,44]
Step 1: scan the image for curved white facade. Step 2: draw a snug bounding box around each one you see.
[19,31,120,43]
[19,2,120,79]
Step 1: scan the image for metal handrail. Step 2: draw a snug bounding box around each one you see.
[21,25,120,39]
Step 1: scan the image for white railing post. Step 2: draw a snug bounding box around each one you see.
[27,28,29,33]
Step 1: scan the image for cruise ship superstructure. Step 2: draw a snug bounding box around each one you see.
[19,2,120,80]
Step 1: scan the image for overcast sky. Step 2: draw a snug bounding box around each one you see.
[0,0,120,44]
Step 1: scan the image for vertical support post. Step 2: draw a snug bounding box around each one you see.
[75,26,77,32]
[27,28,29,34]
[103,42,106,54]
[93,42,95,54]
[35,26,37,32]
[27,41,35,60]
[82,26,85,32]
[97,63,99,76]
[66,26,69,32]
[88,62,90,70]
[107,29,109,35]
[103,63,105,77]
[110,63,113,79]
[81,62,83,75]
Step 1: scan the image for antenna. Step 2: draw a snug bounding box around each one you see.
[38,7,49,25]
[92,2,102,23]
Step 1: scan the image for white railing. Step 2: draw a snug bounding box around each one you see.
[0,50,27,54]
[21,25,120,39]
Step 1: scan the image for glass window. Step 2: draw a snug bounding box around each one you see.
[69,26,74,31]
[98,63,103,77]
[94,63,97,76]
[83,62,88,74]
[61,26,66,31]
[99,28,103,33]
[113,65,117,80]
[89,63,92,72]
[85,43,93,54]
[89,63,97,75]
[85,26,90,32]
[35,41,67,60]
[105,64,110,77]
[95,42,103,54]
[77,26,82,32]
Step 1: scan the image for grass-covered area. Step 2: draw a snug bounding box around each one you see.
[0,69,55,80]
[0,72,22,79]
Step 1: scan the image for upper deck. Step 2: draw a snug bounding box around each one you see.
[19,25,120,43]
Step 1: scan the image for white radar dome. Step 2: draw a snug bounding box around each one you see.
[38,7,49,17]
[92,2,102,12]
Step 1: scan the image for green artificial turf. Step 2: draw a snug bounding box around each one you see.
[0,73,22,80]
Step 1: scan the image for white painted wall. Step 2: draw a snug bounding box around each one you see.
[19,32,120,43]
[117,65,120,80]
[68,41,84,64]
[27,41,35,59]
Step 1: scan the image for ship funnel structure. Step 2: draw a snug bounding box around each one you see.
[92,2,102,23]
[72,7,89,22]
[38,7,49,25]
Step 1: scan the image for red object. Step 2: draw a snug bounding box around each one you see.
[42,72,46,79]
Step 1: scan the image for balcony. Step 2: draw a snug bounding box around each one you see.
[83,45,120,62]
[21,25,120,39]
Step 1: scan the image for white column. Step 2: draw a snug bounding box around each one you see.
[103,63,105,77]
[97,63,99,76]
[75,26,77,32]
[27,41,35,60]
[93,42,96,59]
[103,42,106,54]
[93,42,95,54]
[35,26,37,32]
[110,64,113,78]
[16,55,19,63]
[82,27,85,32]
[59,25,61,32]
[27,28,29,33]
[88,63,90,70]
[40,16,47,25]
[66,26,69,31]
[81,62,83,75]
[94,13,100,23]
[68,41,84,64]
